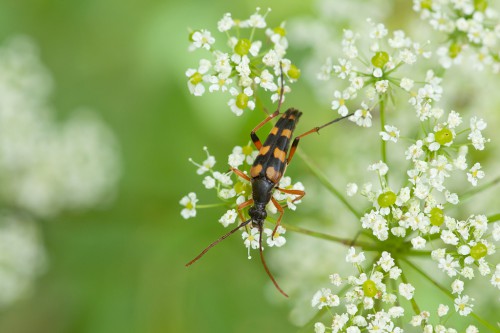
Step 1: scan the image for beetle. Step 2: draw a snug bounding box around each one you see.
[186,80,352,297]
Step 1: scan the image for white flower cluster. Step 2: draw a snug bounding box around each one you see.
[0,37,121,218]
[180,145,304,254]
[413,0,500,71]
[313,249,483,332]
[0,212,46,308]
[0,36,120,309]
[354,107,496,310]
[312,250,410,333]
[318,20,433,127]
[186,8,300,116]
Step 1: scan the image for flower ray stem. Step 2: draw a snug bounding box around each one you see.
[487,213,500,223]
[280,222,377,250]
[396,259,421,315]
[401,258,500,333]
[379,95,388,184]
[296,149,362,219]
[196,203,228,209]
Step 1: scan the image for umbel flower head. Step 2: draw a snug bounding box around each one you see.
[180,145,304,257]
[186,8,301,116]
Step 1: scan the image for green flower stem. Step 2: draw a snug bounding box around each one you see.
[196,203,227,209]
[396,259,421,315]
[297,149,362,219]
[280,222,377,250]
[488,213,500,223]
[402,258,500,333]
[458,175,500,203]
[379,95,388,184]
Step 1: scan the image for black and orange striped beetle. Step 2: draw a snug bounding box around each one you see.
[186,79,352,297]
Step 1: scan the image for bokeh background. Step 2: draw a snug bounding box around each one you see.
[0,0,499,333]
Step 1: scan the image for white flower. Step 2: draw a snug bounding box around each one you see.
[191,29,215,50]
[346,247,366,264]
[368,161,389,176]
[349,103,372,127]
[441,230,459,245]
[380,125,400,142]
[454,295,474,316]
[314,322,325,333]
[264,226,286,247]
[329,273,343,286]
[411,236,426,249]
[447,110,462,128]
[437,304,449,317]
[333,58,353,79]
[389,267,402,279]
[451,279,464,294]
[466,325,479,333]
[399,283,415,300]
[311,288,340,309]
[186,59,211,96]
[375,79,389,93]
[438,254,460,277]
[346,183,358,196]
[217,13,234,32]
[180,192,198,219]
[490,264,500,288]
[377,252,395,271]
[466,162,485,186]
[331,90,351,116]
[388,306,405,318]
[202,176,215,189]
[400,77,414,91]
[242,228,260,251]
[218,209,237,227]
[406,140,424,160]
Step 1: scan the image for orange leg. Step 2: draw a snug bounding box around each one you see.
[231,167,251,182]
[270,197,285,239]
[277,187,306,203]
[236,198,253,225]
[250,110,280,150]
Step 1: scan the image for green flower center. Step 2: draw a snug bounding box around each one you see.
[449,43,462,59]
[378,191,397,208]
[363,279,378,297]
[189,72,203,85]
[287,64,301,80]
[470,243,488,260]
[235,181,251,195]
[242,145,253,156]
[235,38,252,56]
[474,0,488,12]
[273,26,286,36]
[430,207,445,226]
[236,92,249,109]
[371,51,390,68]
[435,128,453,145]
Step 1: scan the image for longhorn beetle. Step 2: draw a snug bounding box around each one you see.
[186,72,353,297]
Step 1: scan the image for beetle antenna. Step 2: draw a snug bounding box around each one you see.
[276,61,285,114]
[186,219,252,267]
[259,227,289,297]
[317,112,355,132]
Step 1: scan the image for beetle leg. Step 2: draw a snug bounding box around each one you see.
[231,167,251,182]
[276,187,305,203]
[270,197,285,240]
[250,110,280,150]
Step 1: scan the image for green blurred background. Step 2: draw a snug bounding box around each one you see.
[1,1,498,332]
[0,1,319,332]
